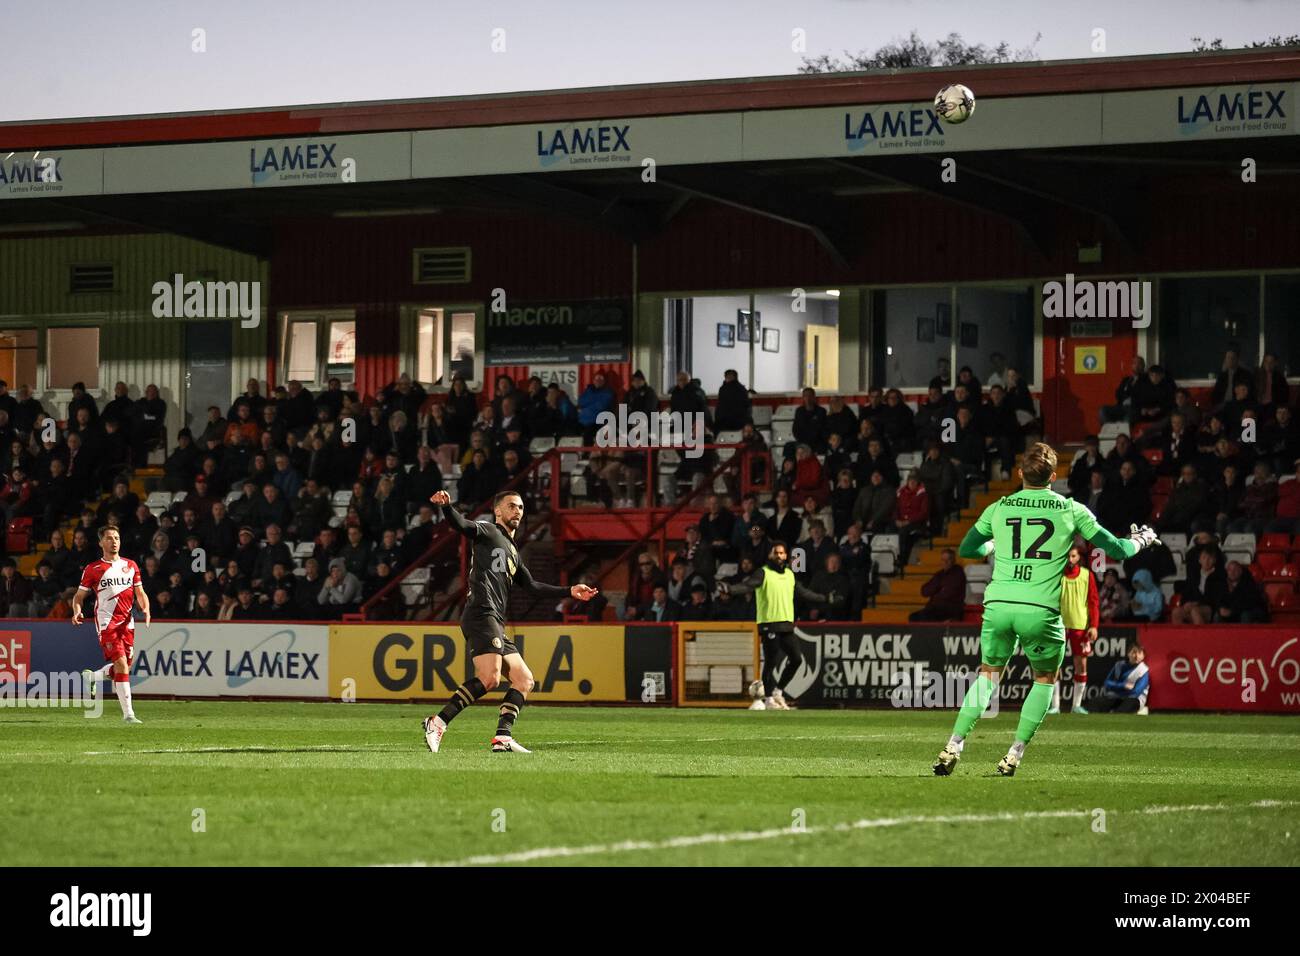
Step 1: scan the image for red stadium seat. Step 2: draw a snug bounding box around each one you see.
[1290,534,1300,551]
[1141,446,1163,466]
[1279,563,1300,579]
[5,518,31,554]
[1268,585,1300,609]
[1259,533,1292,553]
[1150,495,1168,521]
[1153,476,1174,495]
[1256,552,1286,574]
[1271,611,1300,625]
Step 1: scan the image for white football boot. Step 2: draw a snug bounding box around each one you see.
[491,736,531,753]
[423,716,447,753]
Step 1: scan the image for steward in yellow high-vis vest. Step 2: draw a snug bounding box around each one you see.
[1056,546,1100,715]
[723,540,830,709]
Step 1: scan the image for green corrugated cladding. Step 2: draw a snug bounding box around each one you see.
[0,232,268,431]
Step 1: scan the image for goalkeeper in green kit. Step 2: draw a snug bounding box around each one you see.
[932,443,1159,777]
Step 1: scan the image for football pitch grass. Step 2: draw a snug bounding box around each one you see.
[6,701,1299,867]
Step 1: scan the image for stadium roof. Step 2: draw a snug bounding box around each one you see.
[2,47,1298,149]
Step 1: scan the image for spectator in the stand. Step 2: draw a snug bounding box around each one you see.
[318,559,363,612]
[1229,461,1278,535]
[854,436,899,489]
[1127,569,1164,622]
[852,469,897,535]
[1098,568,1131,623]
[457,448,502,508]
[1151,411,1196,477]
[676,525,715,580]
[668,371,709,430]
[800,493,835,547]
[829,469,857,539]
[253,483,291,529]
[131,384,167,465]
[914,384,949,449]
[0,561,33,616]
[1169,388,1201,431]
[1156,464,1209,536]
[379,373,426,429]
[1131,364,1175,423]
[1003,367,1035,418]
[822,431,850,483]
[1212,345,1253,406]
[795,520,835,584]
[740,522,773,567]
[665,559,705,606]
[30,561,63,616]
[1105,432,1146,481]
[714,369,751,432]
[730,495,764,551]
[839,523,873,616]
[765,488,802,546]
[162,429,201,493]
[823,396,858,447]
[1269,459,1300,535]
[791,443,826,506]
[444,375,478,450]
[894,470,930,565]
[1100,355,1146,425]
[699,494,736,558]
[1204,461,1244,538]
[13,385,44,436]
[1068,436,1104,501]
[1259,406,1300,475]
[909,549,966,622]
[979,385,1020,477]
[807,552,850,621]
[294,559,324,618]
[792,387,826,454]
[251,524,294,591]
[878,389,916,452]
[951,406,986,486]
[1216,382,1254,439]
[1098,461,1150,536]
[917,441,957,535]
[424,402,452,448]
[1255,353,1288,419]
[0,381,15,426]
[1170,545,1227,625]
[638,584,681,623]
[625,370,658,419]
[625,553,667,618]
[1212,560,1268,623]
[579,374,618,447]
[407,445,444,511]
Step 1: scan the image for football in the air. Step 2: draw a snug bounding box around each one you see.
[934,83,976,124]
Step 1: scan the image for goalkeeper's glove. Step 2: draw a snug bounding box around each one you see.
[1128,523,1160,551]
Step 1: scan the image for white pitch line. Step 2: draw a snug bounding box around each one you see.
[80,744,408,756]
[381,799,1300,867]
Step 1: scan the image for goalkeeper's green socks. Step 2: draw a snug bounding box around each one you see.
[949,674,999,745]
[1009,680,1055,757]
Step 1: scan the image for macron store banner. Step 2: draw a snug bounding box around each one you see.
[1,82,1294,199]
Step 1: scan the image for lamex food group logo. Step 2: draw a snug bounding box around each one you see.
[535,122,633,168]
[131,625,322,689]
[1176,86,1288,137]
[249,140,342,184]
[843,105,946,151]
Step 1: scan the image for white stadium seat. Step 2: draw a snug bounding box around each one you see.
[772,404,798,421]
[964,563,993,583]
[1222,533,1256,556]
[224,490,243,505]
[717,430,743,444]
[771,421,795,446]
[870,534,900,556]
[529,437,556,455]
[1099,422,1124,439]
[751,406,773,426]
[1161,532,1188,554]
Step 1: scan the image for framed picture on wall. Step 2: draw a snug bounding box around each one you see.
[935,303,952,338]
[737,309,761,342]
[916,315,935,343]
[717,323,735,348]
[762,327,780,353]
[960,322,979,348]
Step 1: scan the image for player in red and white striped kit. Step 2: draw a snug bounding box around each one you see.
[73,526,151,723]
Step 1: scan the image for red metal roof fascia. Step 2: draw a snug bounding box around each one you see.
[3,49,1299,150]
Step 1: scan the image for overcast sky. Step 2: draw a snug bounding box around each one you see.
[2,0,1293,122]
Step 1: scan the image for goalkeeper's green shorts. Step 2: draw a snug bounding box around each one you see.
[979,603,1066,674]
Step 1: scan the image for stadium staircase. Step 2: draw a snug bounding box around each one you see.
[17,466,164,575]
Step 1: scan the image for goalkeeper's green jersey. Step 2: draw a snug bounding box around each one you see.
[968,487,1114,613]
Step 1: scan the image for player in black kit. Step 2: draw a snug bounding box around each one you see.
[423,489,599,753]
